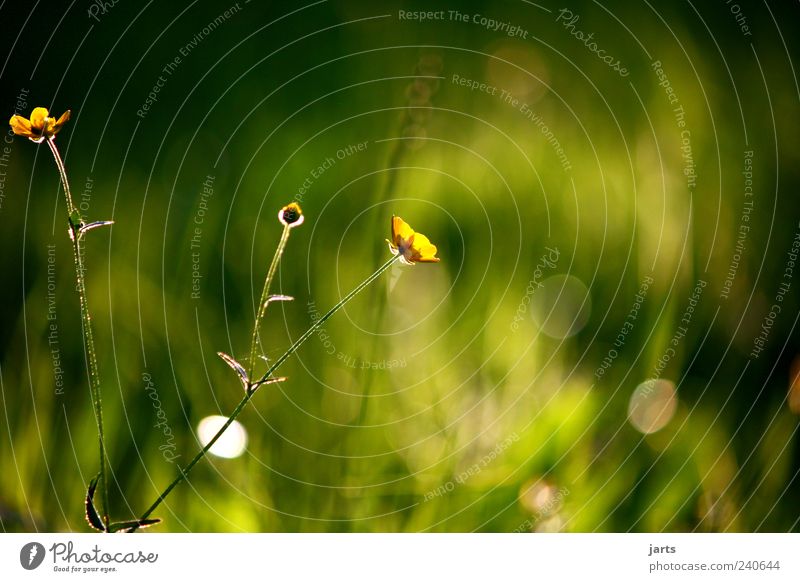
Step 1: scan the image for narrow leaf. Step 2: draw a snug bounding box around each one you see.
[264,294,294,308]
[107,518,161,533]
[217,351,249,388]
[249,376,287,394]
[79,220,114,238]
[85,474,106,532]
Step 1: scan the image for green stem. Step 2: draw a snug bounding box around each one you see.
[136,392,254,527]
[46,137,110,530]
[247,224,291,379]
[133,254,401,530]
[46,137,77,216]
[253,254,401,387]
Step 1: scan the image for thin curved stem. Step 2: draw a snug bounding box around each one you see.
[46,137,77,216]
[135,390,254,528]
[133,254,401,530]
[47,137,110,530]
[247,224,291,379]
[253,254,401,386]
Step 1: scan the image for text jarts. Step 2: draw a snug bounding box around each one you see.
[649,544,676,556]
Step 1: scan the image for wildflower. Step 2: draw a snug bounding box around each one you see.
[136,208,440,529]
[387,215,440,264]
[278,202,304,227]
[9,107,71,143]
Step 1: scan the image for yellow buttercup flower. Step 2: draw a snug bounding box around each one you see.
[278,202,304,227]
[387,215,440,265]
[9,107,71,143]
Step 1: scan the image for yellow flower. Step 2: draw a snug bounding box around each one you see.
[278,202,304,227]
[387,215,440,264]
[9,107,71,143]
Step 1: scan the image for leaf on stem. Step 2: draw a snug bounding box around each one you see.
[264,294,294,308]
[107,518,162,533]
[249,375,287,394]
[85,474,106,532]
[79,220,114,239]
[217,351,250,389]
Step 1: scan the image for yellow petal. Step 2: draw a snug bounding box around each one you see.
[391,216,415,245]
[30,107,49,130]
[389,215,441,263]
[420,243,439,257]
[52,110,71,134]
[9,114,33,137]
[410,231,433,250]
[414,243,440,262]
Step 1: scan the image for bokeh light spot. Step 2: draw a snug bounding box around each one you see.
[519,478,562,515]
[197,415,248,459]
[627,379,677,434]
[535,514,564,533]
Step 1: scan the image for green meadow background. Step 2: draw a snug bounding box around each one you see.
[1,0,799,532]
